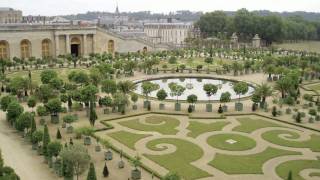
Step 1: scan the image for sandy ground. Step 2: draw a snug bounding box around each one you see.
[0,113,59,180]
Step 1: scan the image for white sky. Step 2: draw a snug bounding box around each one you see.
[1,0,319,16]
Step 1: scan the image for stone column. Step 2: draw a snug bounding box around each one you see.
[66,34,70,54]
[55,35,60,57]
[92,34,96,54]
[83,34,87,57]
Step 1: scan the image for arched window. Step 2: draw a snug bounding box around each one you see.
[0,41,9,59]
[143,47,148,53]
[20,39,31,59]
[42,39,51,58]
[108,40,115,54]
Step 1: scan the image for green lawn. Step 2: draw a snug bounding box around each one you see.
[276,159,320,180]
[209,147,300,174]
[233,117,284,133]
[275,41,320,53]
[307,83,320,92]
[261,129,320,152]
[6,68,89,84]
[207,133,256,151]
[187,121,230,138]
[118,116,180,135]
[144,138,212,180]
[107,131,151,150]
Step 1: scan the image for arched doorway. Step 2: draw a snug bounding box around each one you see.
[108,40,115,54]
[20,39,31,59]
[71,37,81,57]
[0,40,9,59]
[42,39,52,58]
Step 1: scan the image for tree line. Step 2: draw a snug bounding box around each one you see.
[196,8,320,45]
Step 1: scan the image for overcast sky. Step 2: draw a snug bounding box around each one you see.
[1,0,320,16]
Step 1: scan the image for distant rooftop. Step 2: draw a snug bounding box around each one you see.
[0,7,17,11]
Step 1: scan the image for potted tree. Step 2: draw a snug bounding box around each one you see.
[168,82,186,111]
[45,98,62,124]
[220,92,231,112]
[131,93,139,110]
[203,84,218,112]
[233,82,248,111]
[156,89,167,110]
[187,94,198,113]
[104,140,113,161]
[141,81,159,108]
[131,155,142,180]
[31,130,43,150]
[251,93,261,112]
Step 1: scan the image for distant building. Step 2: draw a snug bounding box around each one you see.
[143,18,194,47]
[0,7,22,24]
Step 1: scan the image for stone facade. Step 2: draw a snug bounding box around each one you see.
[0,24,163,60]
[0,8,22,24]
[144,21,194,47]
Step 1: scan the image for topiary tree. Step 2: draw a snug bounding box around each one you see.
[187,94,198,113]
[131,93,139,106]
[220,92,231,110]
[272,106,277,117]
[156,89,168,110]
[89,104,98,127]
[6,101,24,125]
[102,163,109,177]
[287,170,292,180]
[42,124,51,157]
[45,98,62,124]
[141,81,159,107]
[251,93,261,112]
[56,128,62,139]
[86,162,97,180]
[47,141,62,157]
[40,70,58,84]
[60,143,91,180]
[0,95,17,112]
[233,82,249,103]
[168,82,186,104]
[203,84,218,104]
[15,112,34,132]
[27,96,37,112]
[31,130,43,146]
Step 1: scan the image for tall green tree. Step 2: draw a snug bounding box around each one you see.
[86,162,97,180]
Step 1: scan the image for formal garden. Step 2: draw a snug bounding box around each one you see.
[0,45,320,180]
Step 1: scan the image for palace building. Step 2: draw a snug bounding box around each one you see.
[0,24,166,60]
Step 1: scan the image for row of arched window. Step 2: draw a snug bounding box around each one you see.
[0,39,52,60]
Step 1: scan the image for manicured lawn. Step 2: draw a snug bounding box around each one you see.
[275,41,320,53]
[209,147,300,174]
[307,83,320,92]
[207,133,256,151]
[144,138,212,180]
[276,159,320,180]
[7,68,89,84]
[118,116,180,135]
[107,131,151,150]
[261,129,320,152]
[187,121,230,138]
[233,117,284,133]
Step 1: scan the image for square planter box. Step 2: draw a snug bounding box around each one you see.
[51,115,59,124]
[175,103,181,111]
[105,150,113,161]
[235,102,243,111]
[132,104,138,110]
[118,160,125,169]
[66,126,73,134]
[84,136,91,145]
[159,103,165,110]
[131,169,141,180]
[143,101,150,109]
[222,105,228,112]
[206,104,212,112]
